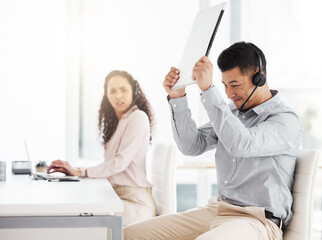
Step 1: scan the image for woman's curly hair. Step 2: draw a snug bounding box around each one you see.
[98,70,154,144]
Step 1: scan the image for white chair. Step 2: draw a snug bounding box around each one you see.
[284,149,319,240]
[150,143,177,216]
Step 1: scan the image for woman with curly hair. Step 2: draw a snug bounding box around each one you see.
[47,70,157,225]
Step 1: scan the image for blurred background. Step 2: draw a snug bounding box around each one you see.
[0,0,321,238]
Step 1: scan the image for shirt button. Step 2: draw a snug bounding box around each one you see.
[173,104,176,108]
[224,180,228,184]
[202,99,206,102]
[211,122,214,126]
[242,115,245,119]
[232,159,236,162]
[222,197,226,200]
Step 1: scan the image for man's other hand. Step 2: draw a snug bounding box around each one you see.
[163,67,186,99]
[192,56,213,92]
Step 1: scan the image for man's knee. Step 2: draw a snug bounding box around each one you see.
[124,220,154,240]
[195,219,264,240]
[124,224,136,240]
[194,235,207,240]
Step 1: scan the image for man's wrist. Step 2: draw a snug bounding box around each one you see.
[202,84,213,92]
[167,93,186,100]
[169,93,186,99]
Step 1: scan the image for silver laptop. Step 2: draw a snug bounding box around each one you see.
[172,2,226,90]
[24,141,79,181]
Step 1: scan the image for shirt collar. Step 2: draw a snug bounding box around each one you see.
[229,90,280,116]
[121,105,138,119]
[252,90,279,115]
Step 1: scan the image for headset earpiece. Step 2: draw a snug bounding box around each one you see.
[133,81,141,98]
[125,81,141,112]
[252,72,266,87]
[247,43,266,87]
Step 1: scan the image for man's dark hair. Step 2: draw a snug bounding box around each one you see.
[217,41,266,77]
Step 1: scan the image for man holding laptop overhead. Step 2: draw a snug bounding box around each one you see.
[124,42,302,240]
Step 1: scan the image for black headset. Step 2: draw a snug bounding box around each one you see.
[239,43,266,111]
[246,42,266,87]
[125,80,141,111]
[133,80,141,100]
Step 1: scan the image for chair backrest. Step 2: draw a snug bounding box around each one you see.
[284,149,319,240]
[151,143,177,215]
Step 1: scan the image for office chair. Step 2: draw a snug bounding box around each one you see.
[150,143,177,215]
[284,149,319,240]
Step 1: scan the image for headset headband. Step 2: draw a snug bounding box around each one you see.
[246,42,262,74]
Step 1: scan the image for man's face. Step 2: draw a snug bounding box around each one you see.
[221,67,256,110]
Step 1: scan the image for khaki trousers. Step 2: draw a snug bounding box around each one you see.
[124,198,283,240]
[113,185,157,226]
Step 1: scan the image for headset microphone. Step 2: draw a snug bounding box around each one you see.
[239,43,266,111]
[239,86,258,111]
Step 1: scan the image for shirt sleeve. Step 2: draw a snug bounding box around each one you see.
[87,111,149,178]
[201,85,303,158]
[168,95,218,156]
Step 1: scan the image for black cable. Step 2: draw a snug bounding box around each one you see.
[239,86,258,111]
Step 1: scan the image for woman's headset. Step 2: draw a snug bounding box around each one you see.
[133,81,141,101]
[125,80,141,112]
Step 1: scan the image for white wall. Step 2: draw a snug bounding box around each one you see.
[241,0,322,90]
[0,0,66,162]
[2,0,322,163]
[78,0,202,161]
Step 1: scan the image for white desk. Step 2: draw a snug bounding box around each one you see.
[0,174,123,240]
